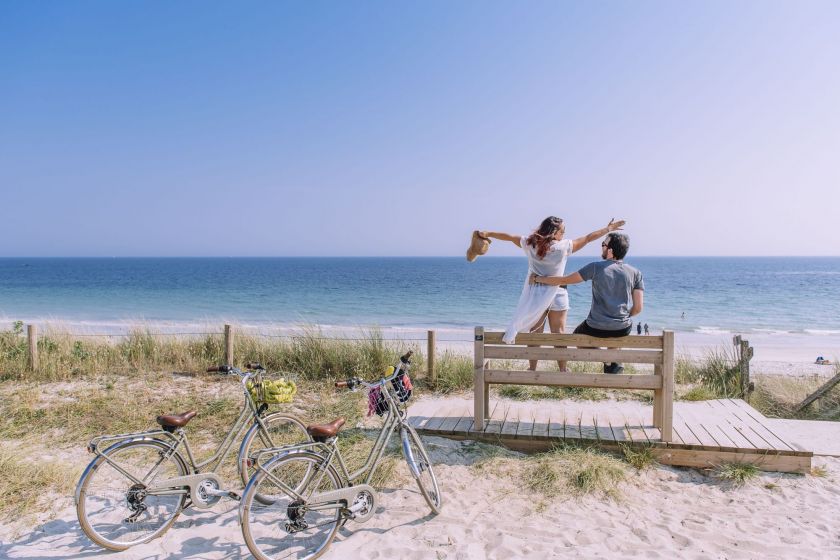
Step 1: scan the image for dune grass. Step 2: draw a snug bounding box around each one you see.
[619,443,657,470]
[714,462,760,486]
[523,445,627,499]
[0,446,76,523]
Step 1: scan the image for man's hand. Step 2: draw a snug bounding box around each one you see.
[607,218,626,232]
[529,273,540,285]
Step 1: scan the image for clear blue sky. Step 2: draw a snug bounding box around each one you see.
[1,1,838,257]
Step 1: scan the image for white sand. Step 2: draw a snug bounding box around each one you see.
[2,412,839,559]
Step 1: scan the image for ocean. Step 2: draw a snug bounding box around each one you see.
[1,257,839,337]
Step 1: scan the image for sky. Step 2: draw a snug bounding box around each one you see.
[1,1,838,257]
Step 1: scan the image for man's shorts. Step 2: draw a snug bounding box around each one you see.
[573,320,632,337]
[549,288,569,312]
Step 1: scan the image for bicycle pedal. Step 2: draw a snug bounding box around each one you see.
[227,491,241,501]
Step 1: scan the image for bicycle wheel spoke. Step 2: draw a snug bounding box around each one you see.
[241,454,342,560]
[77,441,187,550]
[402,426,442,514]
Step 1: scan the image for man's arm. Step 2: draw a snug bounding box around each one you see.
[481,231,522,247]
[629,289,644,317]
[531,271,584,286]
[571,218,625,253]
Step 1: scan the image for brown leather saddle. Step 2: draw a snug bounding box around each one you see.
[156,410,197,432]
[306,418,345,442]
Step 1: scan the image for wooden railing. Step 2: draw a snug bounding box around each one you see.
[474,327,675,442]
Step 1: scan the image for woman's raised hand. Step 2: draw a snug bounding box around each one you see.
[607,218,626,232]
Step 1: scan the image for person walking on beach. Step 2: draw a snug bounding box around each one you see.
[644,323,649,335]
[531,232,643,374]
[481,217,625,371]
[637,323,642,335]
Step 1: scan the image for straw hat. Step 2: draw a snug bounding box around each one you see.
[466,230,491,262]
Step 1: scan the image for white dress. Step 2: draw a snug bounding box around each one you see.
[502,237,573,344]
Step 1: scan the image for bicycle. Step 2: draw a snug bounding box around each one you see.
[75,362,312,551]
[238,350,441,560]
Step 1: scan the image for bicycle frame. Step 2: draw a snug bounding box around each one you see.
[251,362,411,493]
[86,369,278,479]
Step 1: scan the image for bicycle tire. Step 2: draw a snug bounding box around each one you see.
[401,425,441,514]
[238,412,312,505]
[75,439,189,551]
[240,451,343,560]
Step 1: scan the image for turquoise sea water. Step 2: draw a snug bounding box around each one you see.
[1,257,839,335]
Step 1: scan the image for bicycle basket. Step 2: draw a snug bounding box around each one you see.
[247,378,297,405]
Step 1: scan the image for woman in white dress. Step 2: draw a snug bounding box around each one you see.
[481,217,625,370]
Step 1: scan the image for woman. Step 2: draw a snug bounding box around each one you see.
[482,216,625,370]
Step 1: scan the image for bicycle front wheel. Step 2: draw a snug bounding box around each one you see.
[240,452,343,560]
[239,412,312,505]
[401,425,441,514]
[75,439,188,551]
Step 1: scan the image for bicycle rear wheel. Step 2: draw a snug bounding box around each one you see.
[240,452,343,560]
[401,425,441,514]
[75,439,188,551]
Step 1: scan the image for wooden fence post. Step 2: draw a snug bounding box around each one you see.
[427,330,436,385]
[27,324,38,372]
[224,324,234,366]
[734,335,754,402]
[474,327,485,431]
[660,330,675,443]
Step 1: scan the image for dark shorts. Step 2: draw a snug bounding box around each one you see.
[573,321,632,338]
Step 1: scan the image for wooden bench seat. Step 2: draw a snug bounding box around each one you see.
[474,327,675,442]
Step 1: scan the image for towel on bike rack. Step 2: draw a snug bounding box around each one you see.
[368,386,388,416]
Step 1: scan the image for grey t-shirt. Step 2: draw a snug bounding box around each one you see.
[578,260,644,330]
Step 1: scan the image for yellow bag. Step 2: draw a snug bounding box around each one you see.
[247,378,297,404]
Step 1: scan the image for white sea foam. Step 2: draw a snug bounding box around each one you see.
[804,329,840,336]
[695,326,732,335]
[751,328,790,336]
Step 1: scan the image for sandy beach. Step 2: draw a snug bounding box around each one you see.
[2,390,839,560]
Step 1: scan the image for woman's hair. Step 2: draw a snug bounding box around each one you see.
[526,216,564,259]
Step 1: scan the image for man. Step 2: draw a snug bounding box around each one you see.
[530,232,644,374]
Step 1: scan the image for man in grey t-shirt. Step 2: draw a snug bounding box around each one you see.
[531,232,644,374]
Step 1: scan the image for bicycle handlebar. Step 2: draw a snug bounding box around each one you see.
[337,351,413,391]
[206,365,232,373]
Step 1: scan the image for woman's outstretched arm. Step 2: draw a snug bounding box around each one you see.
[570,219,625,253]
[481,231,522,247]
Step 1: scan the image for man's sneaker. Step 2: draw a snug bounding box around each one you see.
[603,362,625,374]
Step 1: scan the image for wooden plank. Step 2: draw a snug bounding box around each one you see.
[484,402,509,436]
[548,411,565,439]
[437,404,468,434]
[795,371,840,412]
[484,370,662,390]
[705,400,759,450]
[500,405,523,438]
[653,448,811,474]
[474,327,486,430]
[728,399,806,454]
[452,414,474,435]
[531,405,552,439]
[482,331,665,349]
[516,407,537,440]
[674,410,720,447]
[483,346,663,364]
[719,399,795,452]
[468,399,500,437]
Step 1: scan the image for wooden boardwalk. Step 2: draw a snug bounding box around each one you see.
[408,397,812,473]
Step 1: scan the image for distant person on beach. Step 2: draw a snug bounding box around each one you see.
[637,323,642,335]
[681,312,685,319]
[531,232,643,374]
[644,323,649,335]
[481,217,625,371]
